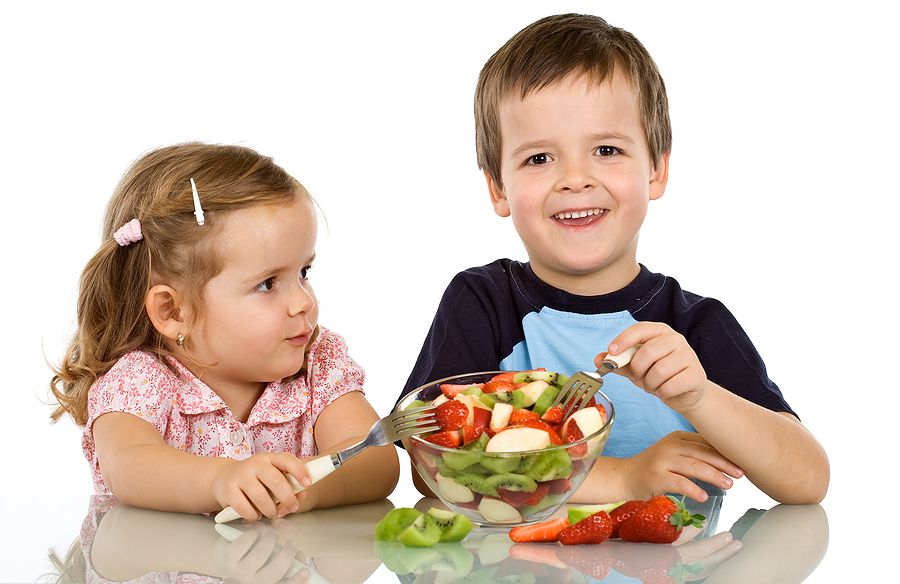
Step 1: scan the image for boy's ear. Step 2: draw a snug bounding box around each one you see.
[484,170,511,217]
[145,284,188,342]
[649,151,671,201]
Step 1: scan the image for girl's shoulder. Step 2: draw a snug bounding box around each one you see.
[92,349,180,397]
[304,325,365,394]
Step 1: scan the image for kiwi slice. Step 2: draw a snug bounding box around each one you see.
[397,513,442,547]
[531,386,560,416]
[427,507,475,542]
[484,472,537,493]
[479,390,526,409]
[403,399,428,410]
[442,449,483,471]
[375,507,425,542]
[477,455,520,474]
[512,370,560,384]
[452,471,500,497]
[463,386,484,398]
[520,450,572,482]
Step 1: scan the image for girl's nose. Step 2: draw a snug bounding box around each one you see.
[288,281,315,317]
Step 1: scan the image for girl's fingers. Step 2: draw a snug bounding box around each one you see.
[229,490,262,522]
[272,453,311,488]
[243,482,279,519]
[259,467,299,514]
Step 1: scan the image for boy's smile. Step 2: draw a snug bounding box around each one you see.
[487,71,669,295]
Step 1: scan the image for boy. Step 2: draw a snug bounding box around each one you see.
[399,14,828,504]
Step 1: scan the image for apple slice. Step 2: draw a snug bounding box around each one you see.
[431,394,449,407]
[478,497,523,524]
[517,380,549,407]
[436,472,475,503]
[485,427,551,453]
[489,402,513,431]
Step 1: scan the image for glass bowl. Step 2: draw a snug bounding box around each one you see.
[397,371,614,527]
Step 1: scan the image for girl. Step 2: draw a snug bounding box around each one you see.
[50,143,399,521]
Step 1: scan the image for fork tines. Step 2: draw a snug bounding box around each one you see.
[550,372,603,414]
[391,405,440,438]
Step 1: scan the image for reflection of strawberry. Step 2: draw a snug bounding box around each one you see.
[619,496,705,544]
[558,511,613,545]
[557,544,613,579]
[546,478,571,494]
[435,400,469,430]
[510,543,568,569]
[424,429,461,448]
[609,499,645,538]
[610,539,681,584]
[509,516,569,542]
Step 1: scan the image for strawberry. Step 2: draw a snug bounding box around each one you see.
[541,405,564,424]
[498,483,550,507]
[483,379,516,394]
[517,419,563,444]
[439,383,469,398]
[509,408,540,425]
[462,425,484,445]
[618,496,705,544]
[435,400,469,430]
[509,516,569,543]
[490,371,517,383]
[595,403,607,421]
[558,511,614,545]
[563,419,587,457]
[423,429,461,449]
[608,499,645,538]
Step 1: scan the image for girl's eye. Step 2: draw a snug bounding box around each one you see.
[525,153,552,166]
[300,265,312,280]
[595,145,620,157]
[255,277,276,293]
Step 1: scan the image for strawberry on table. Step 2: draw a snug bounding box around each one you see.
[509,516,570,543]
[608,499,645,538]
[558,511,614,545]
[435,400,469,431]
[618,496,705,544]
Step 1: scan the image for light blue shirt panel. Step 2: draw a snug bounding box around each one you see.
[499,307,694,458]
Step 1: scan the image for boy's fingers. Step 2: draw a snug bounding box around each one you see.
[608,322,670,355]
[669,474,710,502]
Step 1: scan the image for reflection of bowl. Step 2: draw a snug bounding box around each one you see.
[398,371,614,527]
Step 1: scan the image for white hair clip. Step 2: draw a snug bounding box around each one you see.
[190,177,205,226]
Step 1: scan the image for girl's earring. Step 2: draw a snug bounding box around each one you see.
[176,333,185,346]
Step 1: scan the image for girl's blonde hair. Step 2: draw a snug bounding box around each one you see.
[50,142,307,425]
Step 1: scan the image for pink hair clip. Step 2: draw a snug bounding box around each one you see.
[113,218,143,246]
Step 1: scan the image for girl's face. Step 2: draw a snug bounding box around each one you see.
[186,195,319,392]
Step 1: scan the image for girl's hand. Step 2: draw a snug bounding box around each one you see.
[604,322,709,414]
[212,452,311,521]
[621,432,743,502]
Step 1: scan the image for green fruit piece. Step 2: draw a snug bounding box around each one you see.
[431,543,475,576]
[442,450,483,471]
[497,574,538,584]
[427,508,475,542]
[397,513,442,547]
[373,541,411,574]
[404,399,428,410]
[484,472,537,492]
[479,390,526,409]
[375,507,423,542]
[453,471,499,497]
[567,501,625,525]
[470,432,490,451]
[463,386,484,398]
[531,386,560,416]
[554,373,570,388]
[512,370,560,384]
[477,455,520,474]
[520,450,572,482]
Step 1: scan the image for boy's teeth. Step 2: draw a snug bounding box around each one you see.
[553,208,603,220]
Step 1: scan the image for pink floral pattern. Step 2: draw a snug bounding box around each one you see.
[82,327,364,495]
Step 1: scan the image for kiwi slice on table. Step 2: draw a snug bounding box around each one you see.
[531,386,561,416]
[427,507,475,542]
[477,455,521,474]
[397,513,442,548]
[484,472,538,493]
[479,389,526,409]
[375,507,427,542]
[520,450,573,482]
[452,470,500,497]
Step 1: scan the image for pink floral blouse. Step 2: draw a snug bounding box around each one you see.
[82,326,364,495]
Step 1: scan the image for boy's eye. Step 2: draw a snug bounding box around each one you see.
[300,265,312,280]
[255,277,276,293]
[525,153,552,166]
[595,145,620,157]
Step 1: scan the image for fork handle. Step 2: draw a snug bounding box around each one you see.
[602,344,640,371]
[214,454,338,523]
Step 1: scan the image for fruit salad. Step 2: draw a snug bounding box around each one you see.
[403,370,613,526]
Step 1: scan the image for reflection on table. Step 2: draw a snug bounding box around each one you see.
[376,496,828,583]
[42,495,827,583]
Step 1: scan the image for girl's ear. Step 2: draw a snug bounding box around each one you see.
[649,151,671,201]
[485,170,511,217]
[145,284,188,341]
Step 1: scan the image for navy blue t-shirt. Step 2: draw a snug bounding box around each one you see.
[398,260,795,459]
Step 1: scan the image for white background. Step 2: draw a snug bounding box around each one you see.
[2,0,897,580]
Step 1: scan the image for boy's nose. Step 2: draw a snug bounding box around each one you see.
[288,282,315,316]
[556,159,596,192]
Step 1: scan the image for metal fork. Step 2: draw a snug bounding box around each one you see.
[215,405,439,523]
[549,345,640,414]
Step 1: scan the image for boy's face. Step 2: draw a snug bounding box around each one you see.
[486,71,669,293]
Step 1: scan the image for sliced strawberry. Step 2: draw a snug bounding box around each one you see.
[558,511,613,545]
[462,425,485,446]
[608,500,645,538]
[564,421,587,457]
[424,429,461,449]
[472,407,492,429]
[509,516,570,543]
[435,400,469,431]
[483,379,516,394]
[440,383,470,398]
[596,404,607,421]
[518,419,563,445]
[490,371,517,383]
[498,483,550,508]
[545,477,572,494]
[509,408,540,425]
[541,405,564,424]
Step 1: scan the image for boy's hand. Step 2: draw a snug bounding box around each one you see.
[212,452,312,521]
[623,432,743,502]
[604,322,709,414]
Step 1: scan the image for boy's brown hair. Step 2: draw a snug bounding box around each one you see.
[475,13,672,188]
